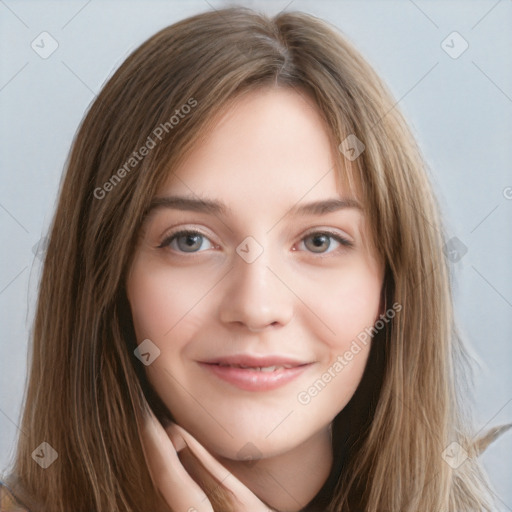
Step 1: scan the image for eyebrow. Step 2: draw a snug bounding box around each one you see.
[146,195,362,217]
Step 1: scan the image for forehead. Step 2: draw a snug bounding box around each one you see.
[158,86,359,207]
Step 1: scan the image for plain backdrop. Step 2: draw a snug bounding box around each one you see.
[1,0,511,508]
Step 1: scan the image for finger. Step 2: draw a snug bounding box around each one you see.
[140,408,214,512]
[167,424,273,510]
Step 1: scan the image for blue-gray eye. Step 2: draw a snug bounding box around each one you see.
[301,232,352,254]
[159,230,213,253]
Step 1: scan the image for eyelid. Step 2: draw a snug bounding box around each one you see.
[301,227,353,245]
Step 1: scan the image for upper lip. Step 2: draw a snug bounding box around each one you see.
[200,354,312,368]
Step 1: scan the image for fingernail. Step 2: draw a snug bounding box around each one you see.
[173,433,186,453]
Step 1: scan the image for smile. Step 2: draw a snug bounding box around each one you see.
[198,355,313,391]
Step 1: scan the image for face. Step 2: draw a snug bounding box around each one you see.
[126,87,384,461]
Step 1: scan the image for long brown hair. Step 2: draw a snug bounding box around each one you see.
[2,7,506,511]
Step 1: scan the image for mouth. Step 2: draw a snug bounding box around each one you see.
[213,363,297,371]
[198,355,314,391]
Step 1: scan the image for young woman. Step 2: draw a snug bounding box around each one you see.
[1,7,509,512]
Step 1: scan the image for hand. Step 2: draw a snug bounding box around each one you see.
[138,405,276,512]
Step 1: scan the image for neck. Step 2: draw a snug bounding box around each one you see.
[219,426,333,512]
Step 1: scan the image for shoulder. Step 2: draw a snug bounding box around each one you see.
[0,481,30,512]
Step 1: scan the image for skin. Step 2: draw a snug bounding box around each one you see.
[127,87,385,512]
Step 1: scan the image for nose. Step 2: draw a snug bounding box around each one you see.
[218,246,294,332]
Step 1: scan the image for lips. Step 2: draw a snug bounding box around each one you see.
[198,354,313,391]
[201,354,309,367]
[216,363,293,372]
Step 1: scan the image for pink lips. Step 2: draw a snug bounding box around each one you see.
[198,354,313,391]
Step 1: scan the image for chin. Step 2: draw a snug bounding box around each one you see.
[183,410,325,462]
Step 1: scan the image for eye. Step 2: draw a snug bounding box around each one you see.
[298,230,353,254]
[158,229,215,253]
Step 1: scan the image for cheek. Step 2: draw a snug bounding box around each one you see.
[290,259,382,415]
[300,259,382,350]
[126,259,215,342]
[126,261,214,410]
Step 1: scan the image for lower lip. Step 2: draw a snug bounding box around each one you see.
[199,363,312,391]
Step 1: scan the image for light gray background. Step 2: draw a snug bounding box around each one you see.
[1,0,511,508]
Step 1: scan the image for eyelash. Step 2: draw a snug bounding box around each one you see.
[157,228,353,257]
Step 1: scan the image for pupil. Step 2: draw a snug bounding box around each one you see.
[180,234,201,251]
[309,234,329,252]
